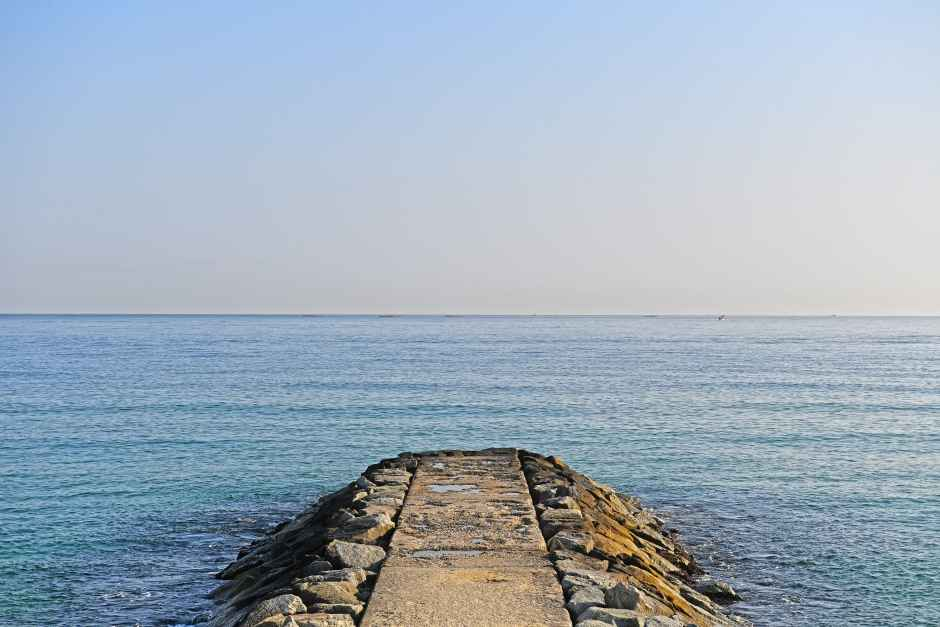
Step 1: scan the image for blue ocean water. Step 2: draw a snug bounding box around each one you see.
[1,315,938,626]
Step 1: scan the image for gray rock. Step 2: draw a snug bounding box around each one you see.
[356,475,377,490]
[331,513,394,544]
[532,483,558,502]
[605,582,644,610]
[305,603,364,617]
[368,470,411,486]
[250,615,285,627]
[284,614,356,627]
[325,540,386,570]
[561,568,617,594]
[548,529,594,554]
[551,549,608,571]
[695,579,741,603]
[292,580,360,606]
[542,508,583,523]
[243,594,307,627]
[544,495,580,510]
[301,561,334,577]
[566,584,606,615]
[644,617,685,627]
[577,606,646,626]
[299,568,368,585]
[576,621,617,627]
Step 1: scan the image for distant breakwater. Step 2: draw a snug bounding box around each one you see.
[210,449,748,627]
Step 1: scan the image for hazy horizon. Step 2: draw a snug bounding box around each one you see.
[3,3,939,315]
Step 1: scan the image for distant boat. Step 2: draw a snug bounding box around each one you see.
[717,314,726,321]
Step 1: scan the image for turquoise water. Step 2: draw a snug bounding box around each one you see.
[1,315,938,626]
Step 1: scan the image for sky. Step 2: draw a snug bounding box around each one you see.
[2,2,938,314]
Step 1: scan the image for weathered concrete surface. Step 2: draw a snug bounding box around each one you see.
[360,450,571,627]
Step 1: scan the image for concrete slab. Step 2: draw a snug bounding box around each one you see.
[360,451,571,626]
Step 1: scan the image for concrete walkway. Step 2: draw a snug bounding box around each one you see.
[361,450,571,627]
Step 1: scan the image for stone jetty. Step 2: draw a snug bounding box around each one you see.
[211,449,749,627]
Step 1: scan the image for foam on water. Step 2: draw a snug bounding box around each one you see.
[1,315,938,626]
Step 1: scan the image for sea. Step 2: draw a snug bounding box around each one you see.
[1,315,937,626]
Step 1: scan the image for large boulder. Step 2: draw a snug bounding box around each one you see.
[606,582,648,611]
[331,513,394,544]
[695,579,741,604]
[325,540,386,570]
[548,529,595,554]
[577,606,646,627]
[242,594,307,627]
[566,584,606,616]
[305,603,364,617]
[284,614,356,627]
[291,581,360,606]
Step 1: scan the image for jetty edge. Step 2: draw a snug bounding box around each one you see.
[210,449,749,627]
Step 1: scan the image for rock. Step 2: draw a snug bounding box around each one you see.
[325,540,386,570]
[552,549,609,572]
[368,485,407,498]
[356,475,376,490]
[644,617,685,627]
[566,584,607,615]
[541,508,586,537]
[577,606,646,626]
[548,529,595,554]
[306,603,364,617]
[369,470,411,486]
[292,581,360,606]
[561,569,617,594]
[327,510,358,527]
[542,508,583,523]
[302,568,368,585]
[695,579,741,604]
[532,483,558,502]
[301,561,335,577]
[576,621,618,627]
[606,582,646,611]
[332,513,395,544]
[544,495,580,510]
[242,594,307,627]
[284,614,356,627]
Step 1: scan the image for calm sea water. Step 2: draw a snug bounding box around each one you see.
[1,315,938,626]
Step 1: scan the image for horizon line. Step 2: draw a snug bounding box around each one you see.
[3,312,940,318]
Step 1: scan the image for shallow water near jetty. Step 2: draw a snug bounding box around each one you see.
[1,314,938,626]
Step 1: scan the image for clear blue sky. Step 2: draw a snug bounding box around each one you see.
[3,2,938,314]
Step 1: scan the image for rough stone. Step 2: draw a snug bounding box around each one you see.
[369,470,411,486]
[566,584,607,616]
[551,549,608,571]
[301,561,334,577]
[356,475,377,490]
[548,529,595,554]
[545,495,581,510]
[695,579,741,604]
[286,613,356,627]
[292,581,360,606]
[297,568,368,586]
[325,540,386,570]
[606,582,646,611]
[542,508,583,523]
[577,606,646,626]
[242,594,307,627]
[306,603,364,617]
[561,569,617,595]
[644,617,685,627]
[331,513,395,544]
